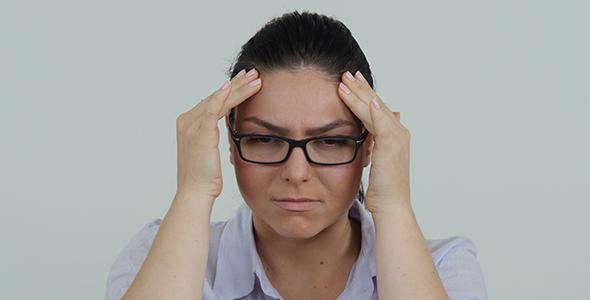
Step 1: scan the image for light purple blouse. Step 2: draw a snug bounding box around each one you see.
[106,201,487,300]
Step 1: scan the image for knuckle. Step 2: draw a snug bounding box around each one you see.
[350,96,362,105]
[209,92,223,104]
[176,113,189,131]
[234,83,259,100]
[205,103,218,118]
[185,122,203,138]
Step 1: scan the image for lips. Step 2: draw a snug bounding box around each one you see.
[274,198,320,212]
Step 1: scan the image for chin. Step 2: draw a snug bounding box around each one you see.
[268,215,332,240]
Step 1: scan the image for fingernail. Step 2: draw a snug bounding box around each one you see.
[345,71,355,82]
[248,78,261,87]
[371,98,380,110]
[339,82,351,94]
[246,68,256,77]
[355,71,366,83]
[235,69,246,78]
[221,80,231,91]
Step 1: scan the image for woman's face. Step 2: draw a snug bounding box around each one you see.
[230,69,372,240]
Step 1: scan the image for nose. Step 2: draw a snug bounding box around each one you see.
[280,146,313,183]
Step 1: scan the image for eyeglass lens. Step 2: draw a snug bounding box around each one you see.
[240,136,356,164]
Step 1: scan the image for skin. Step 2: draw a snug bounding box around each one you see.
[230,70,371,299]
[232,70,370,240]
[338,70,449,300]
[121,67,449,300]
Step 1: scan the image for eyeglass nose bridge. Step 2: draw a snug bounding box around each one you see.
[281,139,314,164]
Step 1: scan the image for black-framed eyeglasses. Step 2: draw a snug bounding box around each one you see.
[228,122,369,166]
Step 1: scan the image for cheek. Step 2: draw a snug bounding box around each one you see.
[320,161,365,200]
[233,155,273,200]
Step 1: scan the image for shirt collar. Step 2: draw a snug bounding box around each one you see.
[342,201,377,299]
[213,201,377,299]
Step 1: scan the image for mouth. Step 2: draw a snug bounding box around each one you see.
[273,198,321,212]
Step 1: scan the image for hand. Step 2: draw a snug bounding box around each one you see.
[338,71,411,214]
[175,69,262,199]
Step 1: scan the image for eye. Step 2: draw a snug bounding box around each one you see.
[322,139,342,145]
[243,136,284,147]
[314,138,353,147]
[255,137,272,144]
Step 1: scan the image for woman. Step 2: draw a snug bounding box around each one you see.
[107,11,486,300]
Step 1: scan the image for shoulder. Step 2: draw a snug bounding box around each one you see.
[110,219,163,270]
[105,219,231,300]
[426,236,488,300]
[105,219,162,300]
[427,236,478,262]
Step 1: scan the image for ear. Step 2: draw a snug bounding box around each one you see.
[225,115,236,166]
[362,133,374,168]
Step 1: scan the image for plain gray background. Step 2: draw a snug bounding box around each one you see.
[1,1,589,299]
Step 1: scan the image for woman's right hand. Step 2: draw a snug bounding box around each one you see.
[175,69,262,199]
[120,71,262,300]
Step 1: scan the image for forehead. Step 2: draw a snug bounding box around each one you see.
[235,70,360,130]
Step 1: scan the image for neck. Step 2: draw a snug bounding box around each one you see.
[252,211,361,294]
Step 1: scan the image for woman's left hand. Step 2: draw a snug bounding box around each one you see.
[338,71,411,214]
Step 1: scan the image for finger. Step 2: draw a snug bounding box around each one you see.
[341,71,378,105]
[338,82,374,132]
[176,79,233,135]
[221,68,262,116]
[342,71,391,114]
[369,98,391,140]
[184,69,261,121]
[187,78,231,116]
[393,111,401,122]
[202,80,234,129]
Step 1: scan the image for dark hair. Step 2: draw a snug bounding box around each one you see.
[229,11,373,88]
[229,11,371,203]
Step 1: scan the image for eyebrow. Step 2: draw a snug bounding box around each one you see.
[242,117,357,136]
